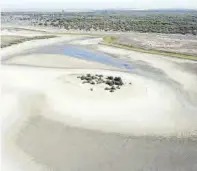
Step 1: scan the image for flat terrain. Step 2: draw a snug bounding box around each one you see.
[1,26,197,171]
[117,32,197,56]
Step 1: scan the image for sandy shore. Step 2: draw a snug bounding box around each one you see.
[96,45,197,92]
[2,27,197,171]
[4,54,117,70]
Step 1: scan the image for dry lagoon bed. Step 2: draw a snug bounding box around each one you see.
[1,27,197,171]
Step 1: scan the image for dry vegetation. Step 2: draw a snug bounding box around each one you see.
[102,35,197,60]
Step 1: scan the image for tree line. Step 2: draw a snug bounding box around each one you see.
[3,11,197,35]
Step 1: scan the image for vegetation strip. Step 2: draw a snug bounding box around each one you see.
[1,35,57,48]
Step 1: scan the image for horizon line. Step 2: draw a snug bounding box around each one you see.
[2,8,197,12]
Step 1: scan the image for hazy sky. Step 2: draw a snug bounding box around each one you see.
[1,0,197,11]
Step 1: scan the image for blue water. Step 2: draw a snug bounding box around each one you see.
[36,44,133,70]
[63,46,133,70]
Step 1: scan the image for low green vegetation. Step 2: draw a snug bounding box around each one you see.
[103,36,197,60]
[103,36,118,44]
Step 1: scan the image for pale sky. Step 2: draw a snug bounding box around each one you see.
[1,0,197,11]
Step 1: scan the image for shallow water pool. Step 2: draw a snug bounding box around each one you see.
[36,44,133,70]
